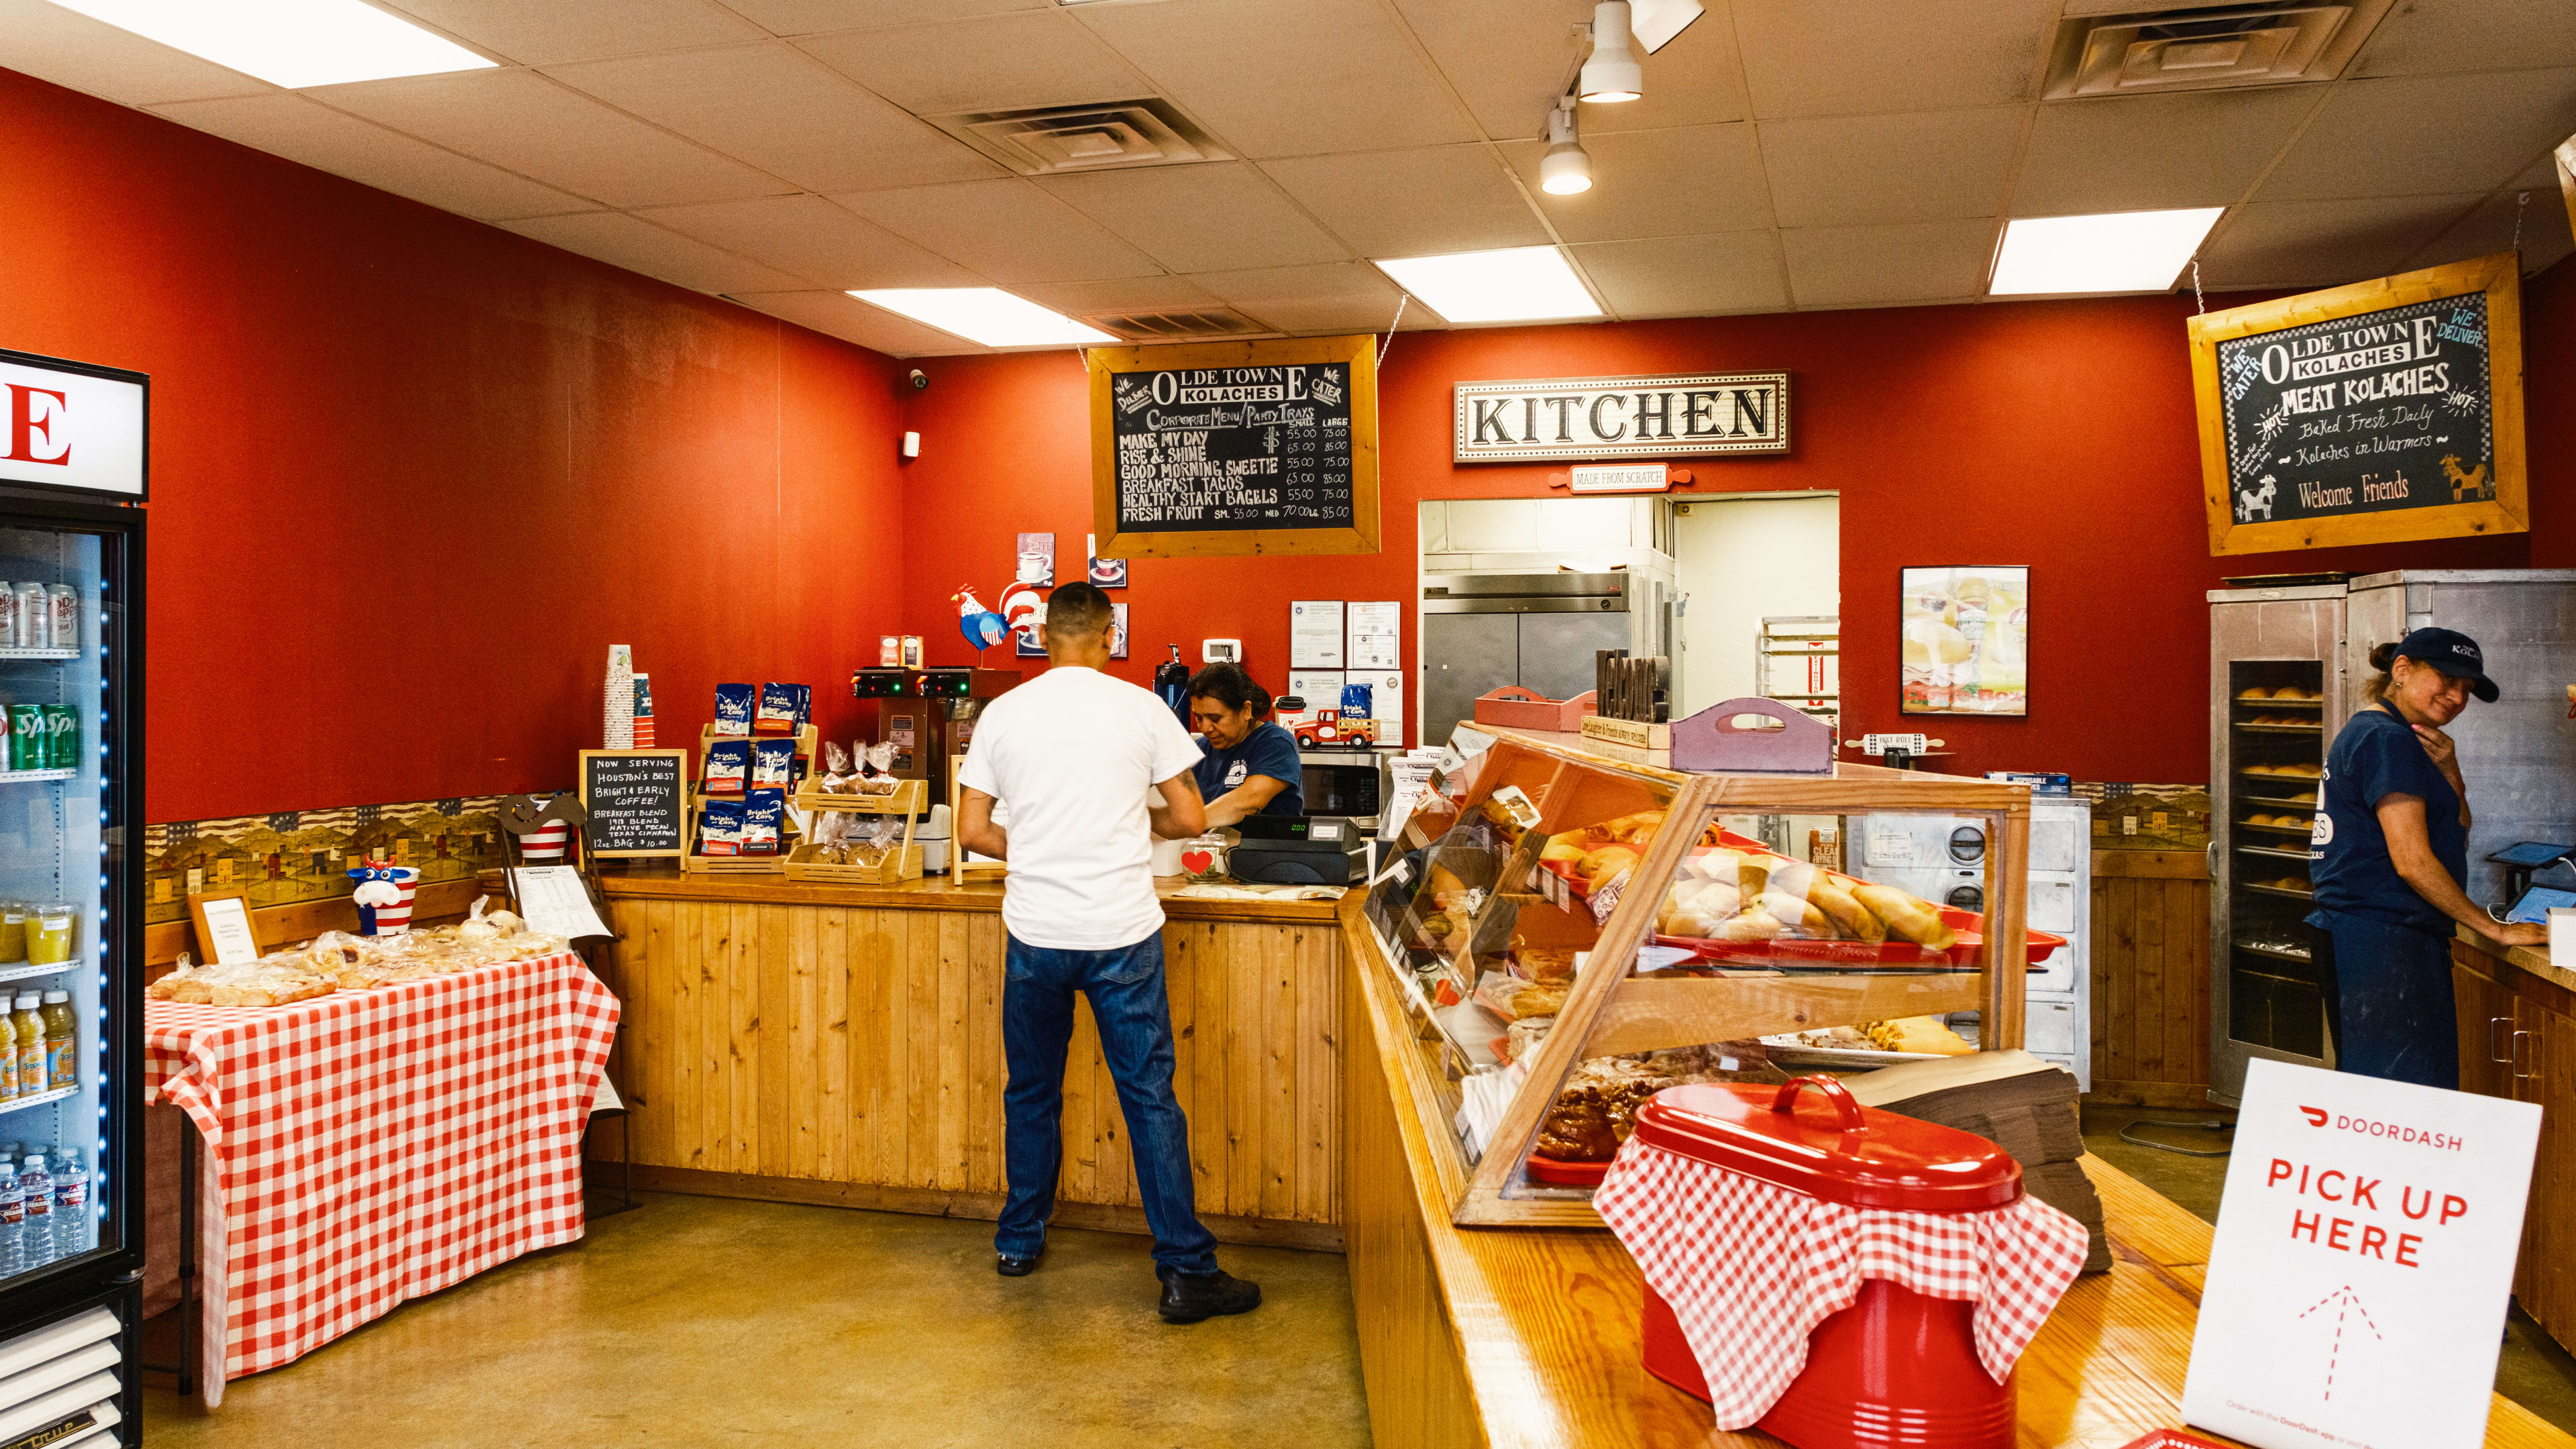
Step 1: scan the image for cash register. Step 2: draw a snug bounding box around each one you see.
[1230,814,1371,885]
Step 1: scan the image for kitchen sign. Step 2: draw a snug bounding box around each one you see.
[0,347,147,500]
[2182,1057,2540,1449]
[2188,252,2525,556]
[1453,371,1788,462]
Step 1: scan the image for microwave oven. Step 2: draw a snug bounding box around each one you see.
[1298,749,1389,827]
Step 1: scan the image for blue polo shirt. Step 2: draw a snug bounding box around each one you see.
[2309,706,2467,936]
[1193,721,1304,817]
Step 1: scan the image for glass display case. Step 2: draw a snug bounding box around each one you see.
[1360,730,2049,1227]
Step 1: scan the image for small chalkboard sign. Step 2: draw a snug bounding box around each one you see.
[580,749,688,858]
[1090,334,1380,559]
[2190,252,2526,555]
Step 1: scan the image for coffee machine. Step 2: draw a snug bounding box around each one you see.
[853,665,1021,802]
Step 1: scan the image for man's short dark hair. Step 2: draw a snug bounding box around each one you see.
[1044,582,1114,652]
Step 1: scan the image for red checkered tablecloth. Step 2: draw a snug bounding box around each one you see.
[145,951,619,1405]
[1595,1136,2090,1430]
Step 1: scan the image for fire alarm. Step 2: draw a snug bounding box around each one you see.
[900,431,921,459]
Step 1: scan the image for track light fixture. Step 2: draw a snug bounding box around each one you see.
[1579,1,1643,102]
[1540,101,1593,195]
[1628,0,1705,54]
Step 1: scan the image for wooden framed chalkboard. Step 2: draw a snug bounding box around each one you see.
[579,749,688,858]
[1089,333,1380,559]
[2188,251,2526,556]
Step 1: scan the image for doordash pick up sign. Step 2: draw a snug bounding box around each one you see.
[2188,252,2526,556]
[2182,1058,2540,1449]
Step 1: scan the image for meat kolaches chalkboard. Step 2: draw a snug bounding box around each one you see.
[1089,334,1380,559]
[2189,252,2527,555]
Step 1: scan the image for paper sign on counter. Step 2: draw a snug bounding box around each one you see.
[509,866,612,941]
[200,898,259,966]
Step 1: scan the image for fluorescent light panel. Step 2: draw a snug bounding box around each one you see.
[850,288,1117,347]
[48,0,495,89]
[1989,208,2224,295]
[1373,246,1603,324]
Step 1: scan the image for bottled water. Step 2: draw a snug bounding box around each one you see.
[50,1150,83,1258]
[0,1164,25,1276]
[18,1155,52,1269]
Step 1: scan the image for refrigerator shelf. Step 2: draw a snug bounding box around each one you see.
[0,650,76,663]
[0,963,72,988]
[0,1086,77,1118]
[0,771,73,786]
[2235,941,2312,965]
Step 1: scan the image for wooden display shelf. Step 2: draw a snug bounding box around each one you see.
[794,778,927,816]
[697,722,818,757]
[782,841,922,884]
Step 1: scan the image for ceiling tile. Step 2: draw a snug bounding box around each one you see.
[1258,146,1548,257]
[2259,70,2576,201]
[833,178,1165,283]
[2198,195,2484,288]
[1758,105,2021,229]
[1731,0,2056,119]
[0,0,269,106]
[2015,89,2321,216]
[2356,0,2576,78]
[374,1,761,66]
[795,12,1152,115]
[147,93,588,220]
[2405,189,2576,276]
[638,195,983,288]
[501,212,809,292]
[1073,0,1478,157]
[1006,275,1226,319]
[1568,231,1789,316]
[1039,164,1350,272]
[311,69,788,207]
[1778,217,1998,307]
[1498,123,1773,241]
[1394,0,1749,139]
[1185,262,1411,335]
[725,289,973,355]
[722,0,1048,40]
[546,44,1004,193]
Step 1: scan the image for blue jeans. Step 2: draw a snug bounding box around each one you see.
[998,931,1218,1275]
[2310,910,2460,1090]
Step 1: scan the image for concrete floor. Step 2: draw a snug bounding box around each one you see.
[2083,1104,2576,1436]
[141,1192,1373,1449]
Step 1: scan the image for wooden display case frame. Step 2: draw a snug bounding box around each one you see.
[1365,729,2032,1228]
[788,777,926,883]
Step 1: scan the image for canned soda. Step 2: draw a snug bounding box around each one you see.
[40,707,74,773]
[0,585,19,649]
[7,707,41,772]
[11,586,42,651]
[44,588,73,652]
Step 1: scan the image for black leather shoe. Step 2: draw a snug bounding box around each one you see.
[1157,1266,1260,1323]
[996,1250,1042,1277]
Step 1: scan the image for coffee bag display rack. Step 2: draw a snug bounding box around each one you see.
[682,722,818,876]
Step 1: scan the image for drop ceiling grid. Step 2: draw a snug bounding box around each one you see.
[0,0,2567,352]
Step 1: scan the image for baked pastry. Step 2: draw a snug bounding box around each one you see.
[1851,884,1959,950]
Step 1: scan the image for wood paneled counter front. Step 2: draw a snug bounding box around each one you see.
[590,868,1344,1250]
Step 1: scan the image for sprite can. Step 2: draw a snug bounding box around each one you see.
[41,706,75,773]
[6,706,40,772]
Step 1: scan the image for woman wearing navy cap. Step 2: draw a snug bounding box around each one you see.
[2308,627,2544,1088]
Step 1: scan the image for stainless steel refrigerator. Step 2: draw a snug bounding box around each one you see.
[0,349,147,1445]
[1419,572,1636,747]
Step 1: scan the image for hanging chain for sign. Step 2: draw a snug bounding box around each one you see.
[2192,258,2205,315]
[1379,292,1409,368]
[2512,191,2529,258]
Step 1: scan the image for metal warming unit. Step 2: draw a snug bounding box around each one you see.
[1419,572,1634,749]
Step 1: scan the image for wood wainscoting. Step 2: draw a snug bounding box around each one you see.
[2088,850,2214,1108]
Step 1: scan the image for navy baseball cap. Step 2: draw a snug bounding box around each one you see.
[2397,626,2498,702]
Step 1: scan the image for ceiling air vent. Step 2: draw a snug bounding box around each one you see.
[2042,1,2393,98]
[927,98,1231,176]
[1083,309,1275,343]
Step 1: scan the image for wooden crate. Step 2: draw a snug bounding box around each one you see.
[781,841,924,884]
[794,777,927,817]
[796,777,923,881]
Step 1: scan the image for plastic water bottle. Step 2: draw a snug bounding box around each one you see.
[19,1155,52,1269]
[0,1163,26,1276]
[50,1149,83,1258]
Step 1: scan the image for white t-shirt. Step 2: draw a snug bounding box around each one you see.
[957,665,1203,951]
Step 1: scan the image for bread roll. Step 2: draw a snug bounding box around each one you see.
[1539,837,1587,869]
[1757,890,1831,936]
[1851,884,1959,950]
[1682,849,1742,882]
[1711,910,1784,942]
[1668,877,1741,918]
[1806,880,1886,943]
[1582,845,1640,890]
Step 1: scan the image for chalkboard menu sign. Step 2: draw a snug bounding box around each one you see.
[580,749,688,858]
[2190,252,2526,555]
[1090,334,1380,559]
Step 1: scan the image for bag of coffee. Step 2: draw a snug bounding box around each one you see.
[755,683,800,735]
[704,739,750,796]
[751,738,796,794]
[712,683,755,737]
[743,788,786,855]
[700,800,745,856]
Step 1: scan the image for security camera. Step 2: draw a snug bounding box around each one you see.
[908,369,928,390]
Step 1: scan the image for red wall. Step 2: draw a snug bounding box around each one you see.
[903,272,2572,785]
[0,68,908,822]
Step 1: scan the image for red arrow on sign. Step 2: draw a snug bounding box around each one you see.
[2298,1284,2384,1401]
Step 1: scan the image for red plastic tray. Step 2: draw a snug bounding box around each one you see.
[1523,1153,1611,1186]
[1655,907,2067,972]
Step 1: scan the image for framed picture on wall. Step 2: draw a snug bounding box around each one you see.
[1900,566,2027,716]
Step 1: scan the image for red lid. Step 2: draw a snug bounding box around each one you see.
[1630,1077,2022,1213]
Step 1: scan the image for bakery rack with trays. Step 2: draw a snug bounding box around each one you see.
[1356,726,2043,1228]
[786,777,926,883]
[678,724,822,875]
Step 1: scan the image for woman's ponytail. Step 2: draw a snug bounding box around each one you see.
[2362,641,2399,702]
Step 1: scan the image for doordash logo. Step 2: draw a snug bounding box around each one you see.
[2300,1105,2328,1126]
[3,385,68,466]
[2300,1102,2464,1151]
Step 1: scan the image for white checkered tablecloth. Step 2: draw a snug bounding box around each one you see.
[1595,1136,2090,1430]
[146,951,619,1405]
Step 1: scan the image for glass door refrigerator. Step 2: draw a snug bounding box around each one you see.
[0,348,147,1447]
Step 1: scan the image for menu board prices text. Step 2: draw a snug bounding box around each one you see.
[1112,363,1355,533]
[2216,292,2494,527]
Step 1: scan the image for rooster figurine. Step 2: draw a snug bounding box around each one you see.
[953,585,1011,657]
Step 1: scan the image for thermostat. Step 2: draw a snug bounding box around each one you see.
[1202,639,1242,665]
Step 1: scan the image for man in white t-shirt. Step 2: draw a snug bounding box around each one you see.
[956,582,1261,1324]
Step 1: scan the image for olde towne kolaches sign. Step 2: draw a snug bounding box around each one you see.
[2188,252,2527,555]
[1452,372,1789,462]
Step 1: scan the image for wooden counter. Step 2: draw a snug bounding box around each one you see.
[2454,928,2576,1353]
[590,868,1344,1250]
[1346,897,2574,1448]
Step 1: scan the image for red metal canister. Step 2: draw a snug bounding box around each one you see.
[1630,1076,2025,1449]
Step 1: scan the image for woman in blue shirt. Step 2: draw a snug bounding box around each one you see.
[1186,663,1303,826]
[2308,627,2542,1088]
